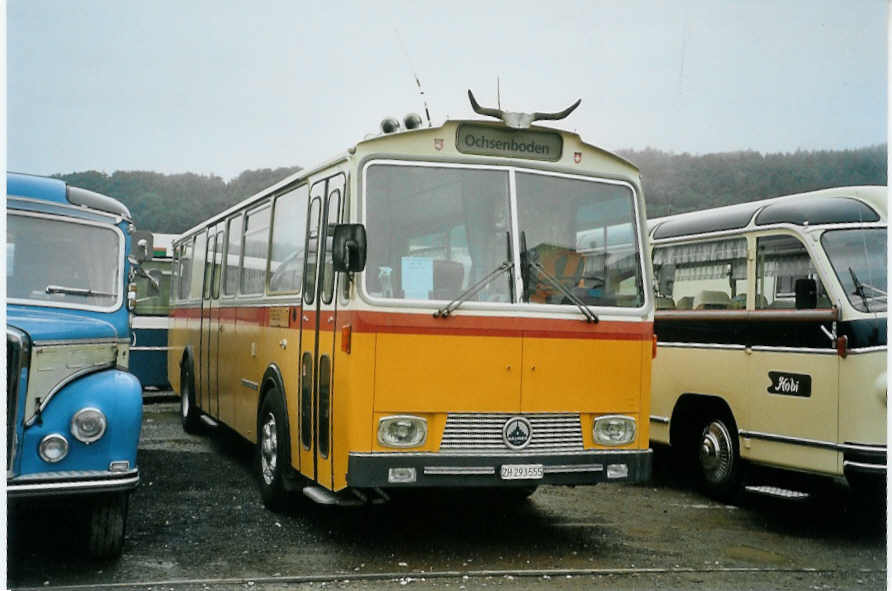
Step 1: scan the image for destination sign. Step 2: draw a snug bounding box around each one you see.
[456,124,562,162]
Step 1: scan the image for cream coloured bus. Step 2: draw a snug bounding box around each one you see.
[649,186,886,500]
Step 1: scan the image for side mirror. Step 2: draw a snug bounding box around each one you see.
[795,278,817,309]
[332,224,367,273]
[132,230,154,263]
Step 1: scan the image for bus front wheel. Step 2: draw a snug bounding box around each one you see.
[696,416,741,502]
[257,388,291,512]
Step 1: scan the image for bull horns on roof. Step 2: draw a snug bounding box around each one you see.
[467,89,581,129]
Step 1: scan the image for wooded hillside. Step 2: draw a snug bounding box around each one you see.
[54,144,886,233]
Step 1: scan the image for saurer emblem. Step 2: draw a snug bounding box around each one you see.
[503,417,533,449]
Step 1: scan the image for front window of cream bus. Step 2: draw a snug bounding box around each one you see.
[363,162,644,309]
[822,228,887,313]
[7,212,122,310]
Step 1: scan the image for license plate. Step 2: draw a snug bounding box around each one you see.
[500,464,544,480]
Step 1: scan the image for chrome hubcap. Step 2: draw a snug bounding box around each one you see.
[699,420,733,484]
[260,412,278,485]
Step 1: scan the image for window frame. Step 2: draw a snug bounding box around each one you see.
[357,159,649,315]
[239,201,272,297]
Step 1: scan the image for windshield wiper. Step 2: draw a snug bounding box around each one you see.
[45,285,116,298]
[434,260,514,319]
[849,267,886,312]
[520,231,598,324]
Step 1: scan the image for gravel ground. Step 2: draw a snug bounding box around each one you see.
[7,400,887,590]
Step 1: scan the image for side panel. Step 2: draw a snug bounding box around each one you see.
[744,349,839,474]
[234,306,264,441]
[216,303,239,426]
[650,344,750,444]
[838,350,887,447]
[129,319,169,389]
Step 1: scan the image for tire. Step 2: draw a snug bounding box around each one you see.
[180,359,202,434]
[696,415,742,502]
[258,387,292,512]
[86,493,128,559]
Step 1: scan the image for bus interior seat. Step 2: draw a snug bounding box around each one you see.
[693,290,731,310]
[676,296,694,310]
[430,259,464,300]
[655,296,676,310]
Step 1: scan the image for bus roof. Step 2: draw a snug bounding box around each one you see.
[8,171,132,220]
[649,185,887,241]
[175,117,639,245]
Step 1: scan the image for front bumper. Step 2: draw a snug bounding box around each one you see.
[347,449,652,487]
[7,468,139,498]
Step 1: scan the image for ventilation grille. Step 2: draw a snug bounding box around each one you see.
[440,413,584,452]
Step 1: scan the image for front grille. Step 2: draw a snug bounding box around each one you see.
[7,327,29,472]
[439,413,584,453]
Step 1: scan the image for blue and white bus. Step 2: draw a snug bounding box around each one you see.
[6,172,148,558]
[130,233,176,390]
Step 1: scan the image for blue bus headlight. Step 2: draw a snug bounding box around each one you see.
[71,407,108,444]
[39,433,70,463]
[593,415,636,446]
[377,416,427,448]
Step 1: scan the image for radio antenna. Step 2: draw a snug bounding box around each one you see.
[395,27,432,127]
[497,76,501,110]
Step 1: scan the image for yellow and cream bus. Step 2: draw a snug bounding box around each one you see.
[168,92,655,508]
[649,186,886,500]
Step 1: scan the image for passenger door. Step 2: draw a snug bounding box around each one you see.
[200,225,224,416]
[297,173,344,488]
[744,233,839,474]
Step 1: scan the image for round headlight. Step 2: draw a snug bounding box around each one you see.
[593,415,636,446]
[39,433,69,463]
[71,407,107,444]
[377,416,427,448]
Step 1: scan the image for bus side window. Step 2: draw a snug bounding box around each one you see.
[241,204,271,295]
[189,234,205,301]
[304,196,322,304]
[269,186,307,295]
[134,260,171,315]
[755,234,828,309]
[652,238,747,310]
[223,213,243,296]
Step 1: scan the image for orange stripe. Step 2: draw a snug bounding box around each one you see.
[172,306,652,341]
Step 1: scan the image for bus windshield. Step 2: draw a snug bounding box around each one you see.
[7,213,121,309]
[365,164,512,303]
[364,163,643,308]
[822,228,887,313]
[516,172,643,308]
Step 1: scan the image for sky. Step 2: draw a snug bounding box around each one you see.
[7,0,888,180]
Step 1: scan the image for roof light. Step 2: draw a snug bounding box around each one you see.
[403,113,423,130]
[380,118,400,134]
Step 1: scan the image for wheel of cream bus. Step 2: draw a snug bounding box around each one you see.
[86,492,128,559]
[697,415,741,501]
[180,359,202,434]
[257,387,291,511]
